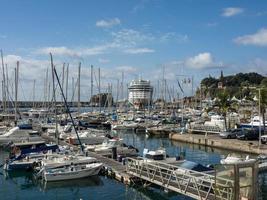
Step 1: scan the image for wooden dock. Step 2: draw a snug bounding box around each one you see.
[42,133,132,184]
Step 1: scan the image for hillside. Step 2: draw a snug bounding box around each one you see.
[198,72,267,99]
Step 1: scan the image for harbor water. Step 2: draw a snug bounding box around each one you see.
[0,130,267,199]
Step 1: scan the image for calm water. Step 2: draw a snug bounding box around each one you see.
[0,130,266,200]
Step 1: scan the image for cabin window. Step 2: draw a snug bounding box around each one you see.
[145,154,164,160]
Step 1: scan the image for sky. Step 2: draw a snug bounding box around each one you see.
[0,0,267,101]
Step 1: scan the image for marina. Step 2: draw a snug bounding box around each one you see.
[1,1,267,199]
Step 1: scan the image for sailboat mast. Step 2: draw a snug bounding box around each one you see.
[32,79,36,108]
[78,62,81,115]
[90,65,93,111]
[62,63,65,103]
[1,50,6,113]
[98,67,101,113]
[15,61,19,124]
[50,53,58,141]
[65,63,69,103]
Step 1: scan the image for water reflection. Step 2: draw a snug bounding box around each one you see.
[39,176,103,191]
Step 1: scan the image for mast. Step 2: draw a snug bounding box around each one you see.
[50,53,58,142]
[90,65,93,111]
[78,62,81,114]
[65,63,69,103]
[53,66,84,153]
[1,50,6,112]
[62,63,65,103]
[98,67,101,113]
[121,71,124,100]
[5,64,9,114]
[32,79,36,108]
[15,61,19,124]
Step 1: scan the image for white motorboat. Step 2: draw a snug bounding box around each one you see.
[63,129,107,145]
[85,138,138,156]
[142,148,185,165]
[43,162,103,181]
[40,154,98,170]
[220,154,256,165]
[241,116,267,130]
[204,115,226,131]
[0,127,43,146]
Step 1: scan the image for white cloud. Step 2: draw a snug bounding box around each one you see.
[35,45,112,57]
[222,7,244,17]
[98,58,110,64]
[115,66,138,73]
[124,48,155,54]
[96,18,121,28]
[234,28,267,46]
[159,32,188,43]
[112,29,154,48]
[185,52,223,69]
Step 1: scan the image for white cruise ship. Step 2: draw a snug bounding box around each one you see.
[128,79,153,109]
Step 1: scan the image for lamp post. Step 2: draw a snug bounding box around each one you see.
[259,88,261,147]
[248,87,262,148]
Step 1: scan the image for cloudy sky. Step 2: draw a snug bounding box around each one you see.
[0,0,267,101]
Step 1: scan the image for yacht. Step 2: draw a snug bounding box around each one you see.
[0,127,42,146]
[43,162,103,181]
[85,138,139,156]
[240,116,267,129]
[142,148,185,165]
[220,154,256,165]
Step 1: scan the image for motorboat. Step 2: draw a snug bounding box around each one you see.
[220,154,256,165]
[0,127,43,146]
[85,138,139,156]
[40,154,98,170]
[8,140,59,158]
[64,129,107,145]
[142,148,185,165]
[4,151,61,171]
[204,115,226,131]
[240,116,267,130]
[43,162,103,181]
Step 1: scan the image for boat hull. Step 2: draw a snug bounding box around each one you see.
[44,163,102,181]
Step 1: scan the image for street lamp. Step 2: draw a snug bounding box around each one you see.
[248,87,262,148]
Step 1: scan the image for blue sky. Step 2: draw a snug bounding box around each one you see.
[0,0,267,101]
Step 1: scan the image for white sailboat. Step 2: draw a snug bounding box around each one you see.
[43,162,103,181]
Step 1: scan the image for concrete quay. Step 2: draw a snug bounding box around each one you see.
[169,133,267,155]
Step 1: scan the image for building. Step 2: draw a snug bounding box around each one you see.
[128,79,153,109]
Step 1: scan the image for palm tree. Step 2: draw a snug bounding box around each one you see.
[216,90,231,130]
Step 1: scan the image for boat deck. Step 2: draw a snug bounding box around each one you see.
[42,134,132,184]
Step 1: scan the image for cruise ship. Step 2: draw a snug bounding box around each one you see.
[128,79,153,109]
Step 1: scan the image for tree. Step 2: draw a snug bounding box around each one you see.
[216,90,231,130]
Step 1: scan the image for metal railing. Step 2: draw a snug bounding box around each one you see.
[126,158,235,200]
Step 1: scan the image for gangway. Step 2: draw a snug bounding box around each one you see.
[126,158,257,200]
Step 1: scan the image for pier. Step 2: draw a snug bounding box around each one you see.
[169,133,267,155]
[126,157,258,200]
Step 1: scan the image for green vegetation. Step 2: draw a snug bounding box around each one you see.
[198,72,266,99]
